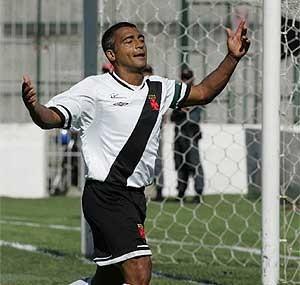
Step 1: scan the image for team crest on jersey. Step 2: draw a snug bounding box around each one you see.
[137,224,146,240]
[148,94,160,111]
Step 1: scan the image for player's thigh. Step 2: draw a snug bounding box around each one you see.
[121,256,152,285]
[92,264,124,285]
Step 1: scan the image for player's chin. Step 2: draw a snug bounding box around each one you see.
[133,57,147,67]
[133,61,147,72]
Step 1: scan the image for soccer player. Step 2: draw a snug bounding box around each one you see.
[22,21,250,285]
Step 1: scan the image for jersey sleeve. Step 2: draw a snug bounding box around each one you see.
[45,77,96,131]
[165,79,191,110]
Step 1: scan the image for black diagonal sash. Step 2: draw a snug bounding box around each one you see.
[105,80,162,186]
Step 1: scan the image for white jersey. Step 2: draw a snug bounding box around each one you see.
[46,72,190,187]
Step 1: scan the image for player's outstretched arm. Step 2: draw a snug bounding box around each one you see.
[22,75,64,129]
[184,20,250,106]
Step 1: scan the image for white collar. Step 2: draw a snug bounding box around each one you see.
[112,72,147,91]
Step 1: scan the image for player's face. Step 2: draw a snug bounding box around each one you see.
[112,27,147,71]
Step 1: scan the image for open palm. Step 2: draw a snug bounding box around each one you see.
[226,20,250,59]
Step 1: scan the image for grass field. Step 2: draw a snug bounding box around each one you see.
[0,195,299,285]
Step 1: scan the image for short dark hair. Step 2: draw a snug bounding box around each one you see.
[101,22,137,52]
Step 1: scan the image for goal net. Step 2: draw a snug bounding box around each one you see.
[280,0,300,284]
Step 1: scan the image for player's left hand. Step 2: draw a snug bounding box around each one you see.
[226,20,250,60]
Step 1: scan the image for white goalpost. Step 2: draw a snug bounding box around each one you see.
[262,0,281,284]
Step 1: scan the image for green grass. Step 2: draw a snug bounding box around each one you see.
[0,196,299,285]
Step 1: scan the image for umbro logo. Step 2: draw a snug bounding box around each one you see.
[113,102,129,106]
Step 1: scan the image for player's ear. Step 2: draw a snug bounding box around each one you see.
[106,49,116,62]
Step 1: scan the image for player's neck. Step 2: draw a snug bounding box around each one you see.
[114,67,144,86]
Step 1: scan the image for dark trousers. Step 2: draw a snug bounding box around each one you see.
[154,142,164,199]
[174,135,204,197]
[154,143,164,188]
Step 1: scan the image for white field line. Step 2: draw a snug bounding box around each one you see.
[152,271,211,285]
[0,240,39,252]
[0,239,66,260]
[148,238,260,254]
[1,215,34,221]
[0,219,80,231]
[148,238,300,261]
[0,240,210,285]
[1,219,299,261]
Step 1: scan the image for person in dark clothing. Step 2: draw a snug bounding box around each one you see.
[171,69,205,203]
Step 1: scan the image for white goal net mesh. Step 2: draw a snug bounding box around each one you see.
[280,0,300,283]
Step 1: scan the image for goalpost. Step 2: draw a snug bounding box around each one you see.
[262,0,281,283]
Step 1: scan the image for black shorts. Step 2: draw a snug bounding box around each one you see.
[82,180,152,266]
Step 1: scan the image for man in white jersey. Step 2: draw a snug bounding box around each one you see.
[22,21,250,285]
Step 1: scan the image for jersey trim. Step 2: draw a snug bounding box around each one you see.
[170,81,182,109]
[93,249,152,266]
[105,80,162,186]
[56,104,72,129]
[177,84,191,108]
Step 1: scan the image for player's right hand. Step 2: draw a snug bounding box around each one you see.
[226,20,250,60]
[22,75,38,109]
